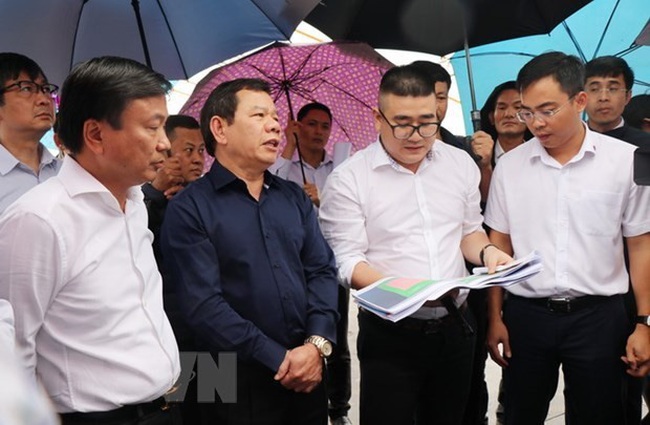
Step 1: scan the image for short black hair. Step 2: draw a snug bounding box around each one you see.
[164,114,200,140]
[0,52,47,105]
[379,65,434,109]
[409,60,452,90]
[199,78,271,157]
[480,81,532,141]
[57,56,171,155]
[585,56,634,90]
[297,102,332,122]
[517,52,584,98]
[623,94,650,130]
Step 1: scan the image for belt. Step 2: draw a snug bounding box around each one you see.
[60,396,169,424]
[360,302,468,335]
[509,293,614,313]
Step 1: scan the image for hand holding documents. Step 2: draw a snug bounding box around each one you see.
[352,251,543,322]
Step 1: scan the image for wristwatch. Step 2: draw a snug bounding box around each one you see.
[304,335,333,358]
[635,315,650,326]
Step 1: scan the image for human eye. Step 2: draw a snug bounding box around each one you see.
[540,109,556,117]
[18,82,36,93]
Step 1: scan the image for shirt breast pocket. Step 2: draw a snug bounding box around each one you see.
[569,190,624,237]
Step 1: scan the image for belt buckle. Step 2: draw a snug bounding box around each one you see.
[547,297,571,313]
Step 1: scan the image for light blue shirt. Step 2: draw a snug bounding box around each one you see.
[0,143,60,214]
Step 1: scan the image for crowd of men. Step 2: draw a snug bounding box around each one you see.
[0,48,648,425]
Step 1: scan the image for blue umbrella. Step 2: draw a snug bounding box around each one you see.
[451,0,650,133]
[0,0,321,86]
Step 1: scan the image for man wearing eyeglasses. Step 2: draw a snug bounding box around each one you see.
[585,56,650,148]
[320,65,513,425]
[485,52,650,425]
[585,55,650,425]
[0,52,61,214]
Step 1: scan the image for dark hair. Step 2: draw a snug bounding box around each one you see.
[57,56,171,155]
[517,52,584,98]
[199,78,271,157]
[379,65,434,109]
[409,60,452,90]
[623,94,650,130]
[585,56,634,90]
[0,52,47,105]
[297,102,332,122]
[480,81,533,141]
[164,114,200,140]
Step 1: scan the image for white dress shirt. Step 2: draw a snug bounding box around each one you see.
[0,156,180,413]
[269,152,334,192]
[320,140,485,319]
[485,125,650,298]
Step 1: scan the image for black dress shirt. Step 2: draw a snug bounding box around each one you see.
[160,161,339,372]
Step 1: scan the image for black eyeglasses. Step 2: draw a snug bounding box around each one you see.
[378,109,439,140]
[0,80,59,98]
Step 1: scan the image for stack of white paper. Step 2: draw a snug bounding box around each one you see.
[352,251,543,322]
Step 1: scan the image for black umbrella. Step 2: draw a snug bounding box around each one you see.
[307,0,592,130]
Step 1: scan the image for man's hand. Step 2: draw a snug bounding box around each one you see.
[622,324,650,377]
[487,317,511,367]
[482,245,513,274]
[274,344,323,393]
[151,154,184,194]
[470,130,495,168]
[303,182,320,208]
[281,120,301,160]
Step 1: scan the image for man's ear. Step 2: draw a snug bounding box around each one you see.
[83,119,104,155]
[209,116,228,147]
[574,91,588,113]
[372,108,382,133]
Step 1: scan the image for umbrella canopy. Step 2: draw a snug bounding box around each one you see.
[450,0,649,131]
[0,0,321,86]
[306,0,591,131]
[305,0,591,57]
[180,41,394,157]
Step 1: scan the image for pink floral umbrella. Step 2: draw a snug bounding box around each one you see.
[180,41,394,168]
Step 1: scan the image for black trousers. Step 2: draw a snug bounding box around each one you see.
[357,307,476,425]
[60,399,181,425]
[210,360,328,425]
[326,285,352,420]
[462,289,489,425]
[503,294,629,425]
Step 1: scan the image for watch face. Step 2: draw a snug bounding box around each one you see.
[322,341,333,357]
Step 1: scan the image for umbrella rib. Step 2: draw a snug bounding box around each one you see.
[155,0,189,79]
[592,0,621,60]
[561,22,587,62]
[70,0,91,73]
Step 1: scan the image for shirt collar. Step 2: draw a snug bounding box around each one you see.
[371,137,434,172]
[207,160,275,192]
[0,142,58,175]
[530,122,596,165]
[290,151,334,169]
[60,155,143,206]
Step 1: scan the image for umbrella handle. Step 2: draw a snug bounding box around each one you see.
[293,133,307,185]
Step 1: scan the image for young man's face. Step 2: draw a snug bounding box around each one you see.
[0,71,55,140]
[434,81,449,125]
[169,127,205,182]
[585,74,631,132]
[520,76,586,153]
[100,95,170,189]
[490,89,527,139]
[374,92,437,173]
[298,109,331,152]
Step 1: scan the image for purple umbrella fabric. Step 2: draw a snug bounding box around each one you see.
[181,41,394,159]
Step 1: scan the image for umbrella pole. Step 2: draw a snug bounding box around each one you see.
[293,134,308,185]
[131,0,152,68]
[463,38,482,133]
[282,79,307,185]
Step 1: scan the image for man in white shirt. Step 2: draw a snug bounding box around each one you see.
[485,52,650,425]
[319,65,512,425]
[0,56,181,425]
[0,52,61,214]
